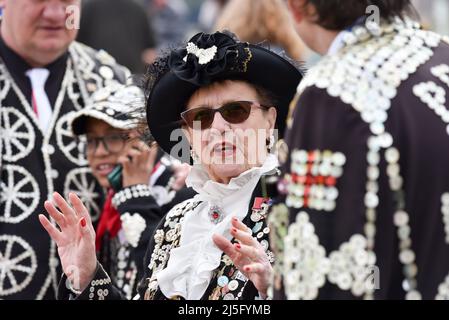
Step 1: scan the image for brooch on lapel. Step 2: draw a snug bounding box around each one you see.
[209,205,224,224]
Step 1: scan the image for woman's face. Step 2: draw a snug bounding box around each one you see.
[184,80,277,184]
[84,118,129,188]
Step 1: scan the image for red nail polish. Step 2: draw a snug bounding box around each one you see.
[232,228,237,233]
[235,243,241,249]
[245,266,250,272]
[80,217,86,227]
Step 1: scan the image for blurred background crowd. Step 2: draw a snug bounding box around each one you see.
[45,0,449,73]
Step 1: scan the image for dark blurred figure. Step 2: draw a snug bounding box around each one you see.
[198,0,228,32]
[144,0,190,51]
[78,0,156,73]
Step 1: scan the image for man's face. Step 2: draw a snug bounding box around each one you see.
[0,0,80,66]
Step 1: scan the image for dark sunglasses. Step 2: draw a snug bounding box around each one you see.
[180,101,270,130]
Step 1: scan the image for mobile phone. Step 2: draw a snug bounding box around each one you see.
[107,165,123,192]
[106,134,156,191]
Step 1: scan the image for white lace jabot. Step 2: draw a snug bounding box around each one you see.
[156,154,278,299]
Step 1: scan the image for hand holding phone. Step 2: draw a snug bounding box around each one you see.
[115,139,158,190]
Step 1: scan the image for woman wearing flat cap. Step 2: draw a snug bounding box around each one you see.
[68,84,195,299]
[39,31,303,300]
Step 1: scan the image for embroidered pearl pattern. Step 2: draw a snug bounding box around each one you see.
[64,167,102,221]
[144,200,198,300]
[436,274,449,300]
[286,150,345,212]
[441,193,449,244]
[280,18,443,300]
[283,212,375,300]
[208,198,274,301]
[87,276,112,300]
[0,40,130,298]
[0,165,40,224]
[112,184,152,209]
[0,108,36,162]
[56,112,88,166]
[0,235,38,296]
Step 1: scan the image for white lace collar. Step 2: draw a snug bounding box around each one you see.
[156,154,278,299]
[186,154,279,204]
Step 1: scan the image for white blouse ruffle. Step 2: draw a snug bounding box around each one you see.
[156,154,278,299]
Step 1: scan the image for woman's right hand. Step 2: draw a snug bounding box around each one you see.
[39,192,98,293]
[119,137,158,188]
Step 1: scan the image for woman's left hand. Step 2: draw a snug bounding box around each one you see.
[212,217,272,298]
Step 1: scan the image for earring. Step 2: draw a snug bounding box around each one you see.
[190,147,200,163]
[266,134,276,153]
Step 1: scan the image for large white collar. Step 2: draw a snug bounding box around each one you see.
[186,154,279,204]
[156,154,279,299]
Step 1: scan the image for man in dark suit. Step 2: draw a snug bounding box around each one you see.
[269,0,449,300]
[0,0,130,299]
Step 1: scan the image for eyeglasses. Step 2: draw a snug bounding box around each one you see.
[180,100,270,130]
[83,133,129,155]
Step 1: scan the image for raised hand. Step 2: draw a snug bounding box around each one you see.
[39,192,97,292]
[212,217,273,298]
[118,138,158,188]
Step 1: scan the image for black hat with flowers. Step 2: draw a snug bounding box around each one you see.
[146,31,303,162]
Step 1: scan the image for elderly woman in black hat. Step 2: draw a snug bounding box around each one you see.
[39,31,302,300]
